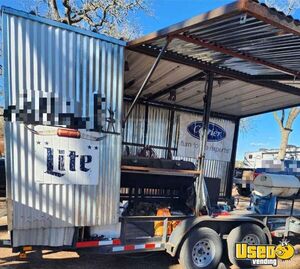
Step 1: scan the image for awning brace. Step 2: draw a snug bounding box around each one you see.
[123,38,172,127]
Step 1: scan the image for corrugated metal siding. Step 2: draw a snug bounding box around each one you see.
[171,156,230,197]
[123,103,231,197]
[123,102,171,158]
[145,105,170,158]
[13,227,75,247]
[203,159,230,197]
[123,102,146,155]
[2,9,124,246]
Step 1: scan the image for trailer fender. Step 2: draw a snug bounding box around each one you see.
[165,216,272,257]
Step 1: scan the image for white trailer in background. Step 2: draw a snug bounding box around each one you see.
[243,146,300,169]
[1,1,300,269]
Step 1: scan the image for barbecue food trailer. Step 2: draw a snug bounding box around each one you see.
[1,1,300,268]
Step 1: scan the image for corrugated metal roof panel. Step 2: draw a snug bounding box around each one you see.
[126,0,300,117]
[125,50,300,117]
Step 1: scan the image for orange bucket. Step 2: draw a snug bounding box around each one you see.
[154,208,172,236]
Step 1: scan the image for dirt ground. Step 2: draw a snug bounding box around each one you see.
[0,192,299,269]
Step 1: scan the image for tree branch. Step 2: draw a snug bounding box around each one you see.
[62,0,72,24]
[48,0,61,21]
[281,109,285,126]
[34,0,150,39]
[273,111,284,129]
[285,107,300,130]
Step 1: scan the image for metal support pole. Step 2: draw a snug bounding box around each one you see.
[143,103,149,146]
[226,118,240,199]
[123,39,171,126]
[195,71,214,216]
[166,109,175,159]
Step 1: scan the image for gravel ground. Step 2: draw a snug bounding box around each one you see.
[0,191,299,269]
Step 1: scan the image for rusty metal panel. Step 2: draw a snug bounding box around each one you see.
[2,8,124,246]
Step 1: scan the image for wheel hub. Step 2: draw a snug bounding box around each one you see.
[192,239,215,267]
[241,234,260,245]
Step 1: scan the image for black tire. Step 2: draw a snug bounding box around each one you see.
[227,223,267,268]
[179,227,223,269]
[237,185,251,197]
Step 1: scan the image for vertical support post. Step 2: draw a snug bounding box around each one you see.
[166,109,175,159]
[120,218,127,244]
[226,118,240,198]
[275,199,278,215]
[143,103,149,146]
[195,71,214,216]
[123,39,171,126]
[162,218,168,244]
[290,199,295,216]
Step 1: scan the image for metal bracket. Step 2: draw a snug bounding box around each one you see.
[240,13,247,24]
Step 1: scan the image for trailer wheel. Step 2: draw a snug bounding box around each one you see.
[227,223,267,268]
[179,227,222,269]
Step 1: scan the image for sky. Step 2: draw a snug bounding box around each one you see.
[1,0,300,161]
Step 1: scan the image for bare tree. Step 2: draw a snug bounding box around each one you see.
[273,108,300,160]
[264,0,300,15]
[263,0,300,160]
[239,118,254,134]
[33,0,151,40]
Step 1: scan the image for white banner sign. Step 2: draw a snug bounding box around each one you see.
[176,114,235,162]
[34,126,99,185]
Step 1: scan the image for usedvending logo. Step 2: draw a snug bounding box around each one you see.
[235,239,295,267]
[187,121,226,142]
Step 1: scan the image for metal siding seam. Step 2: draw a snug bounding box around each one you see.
[87,38,94,224]
[9,15,16,107]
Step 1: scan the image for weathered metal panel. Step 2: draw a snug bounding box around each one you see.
[2,8,124,246]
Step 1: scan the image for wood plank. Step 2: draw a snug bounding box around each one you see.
[121,165,201,176]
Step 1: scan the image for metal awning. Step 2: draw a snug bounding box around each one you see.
[125,0,300,119]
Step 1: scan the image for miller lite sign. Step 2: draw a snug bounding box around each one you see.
[34,126,99,185]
